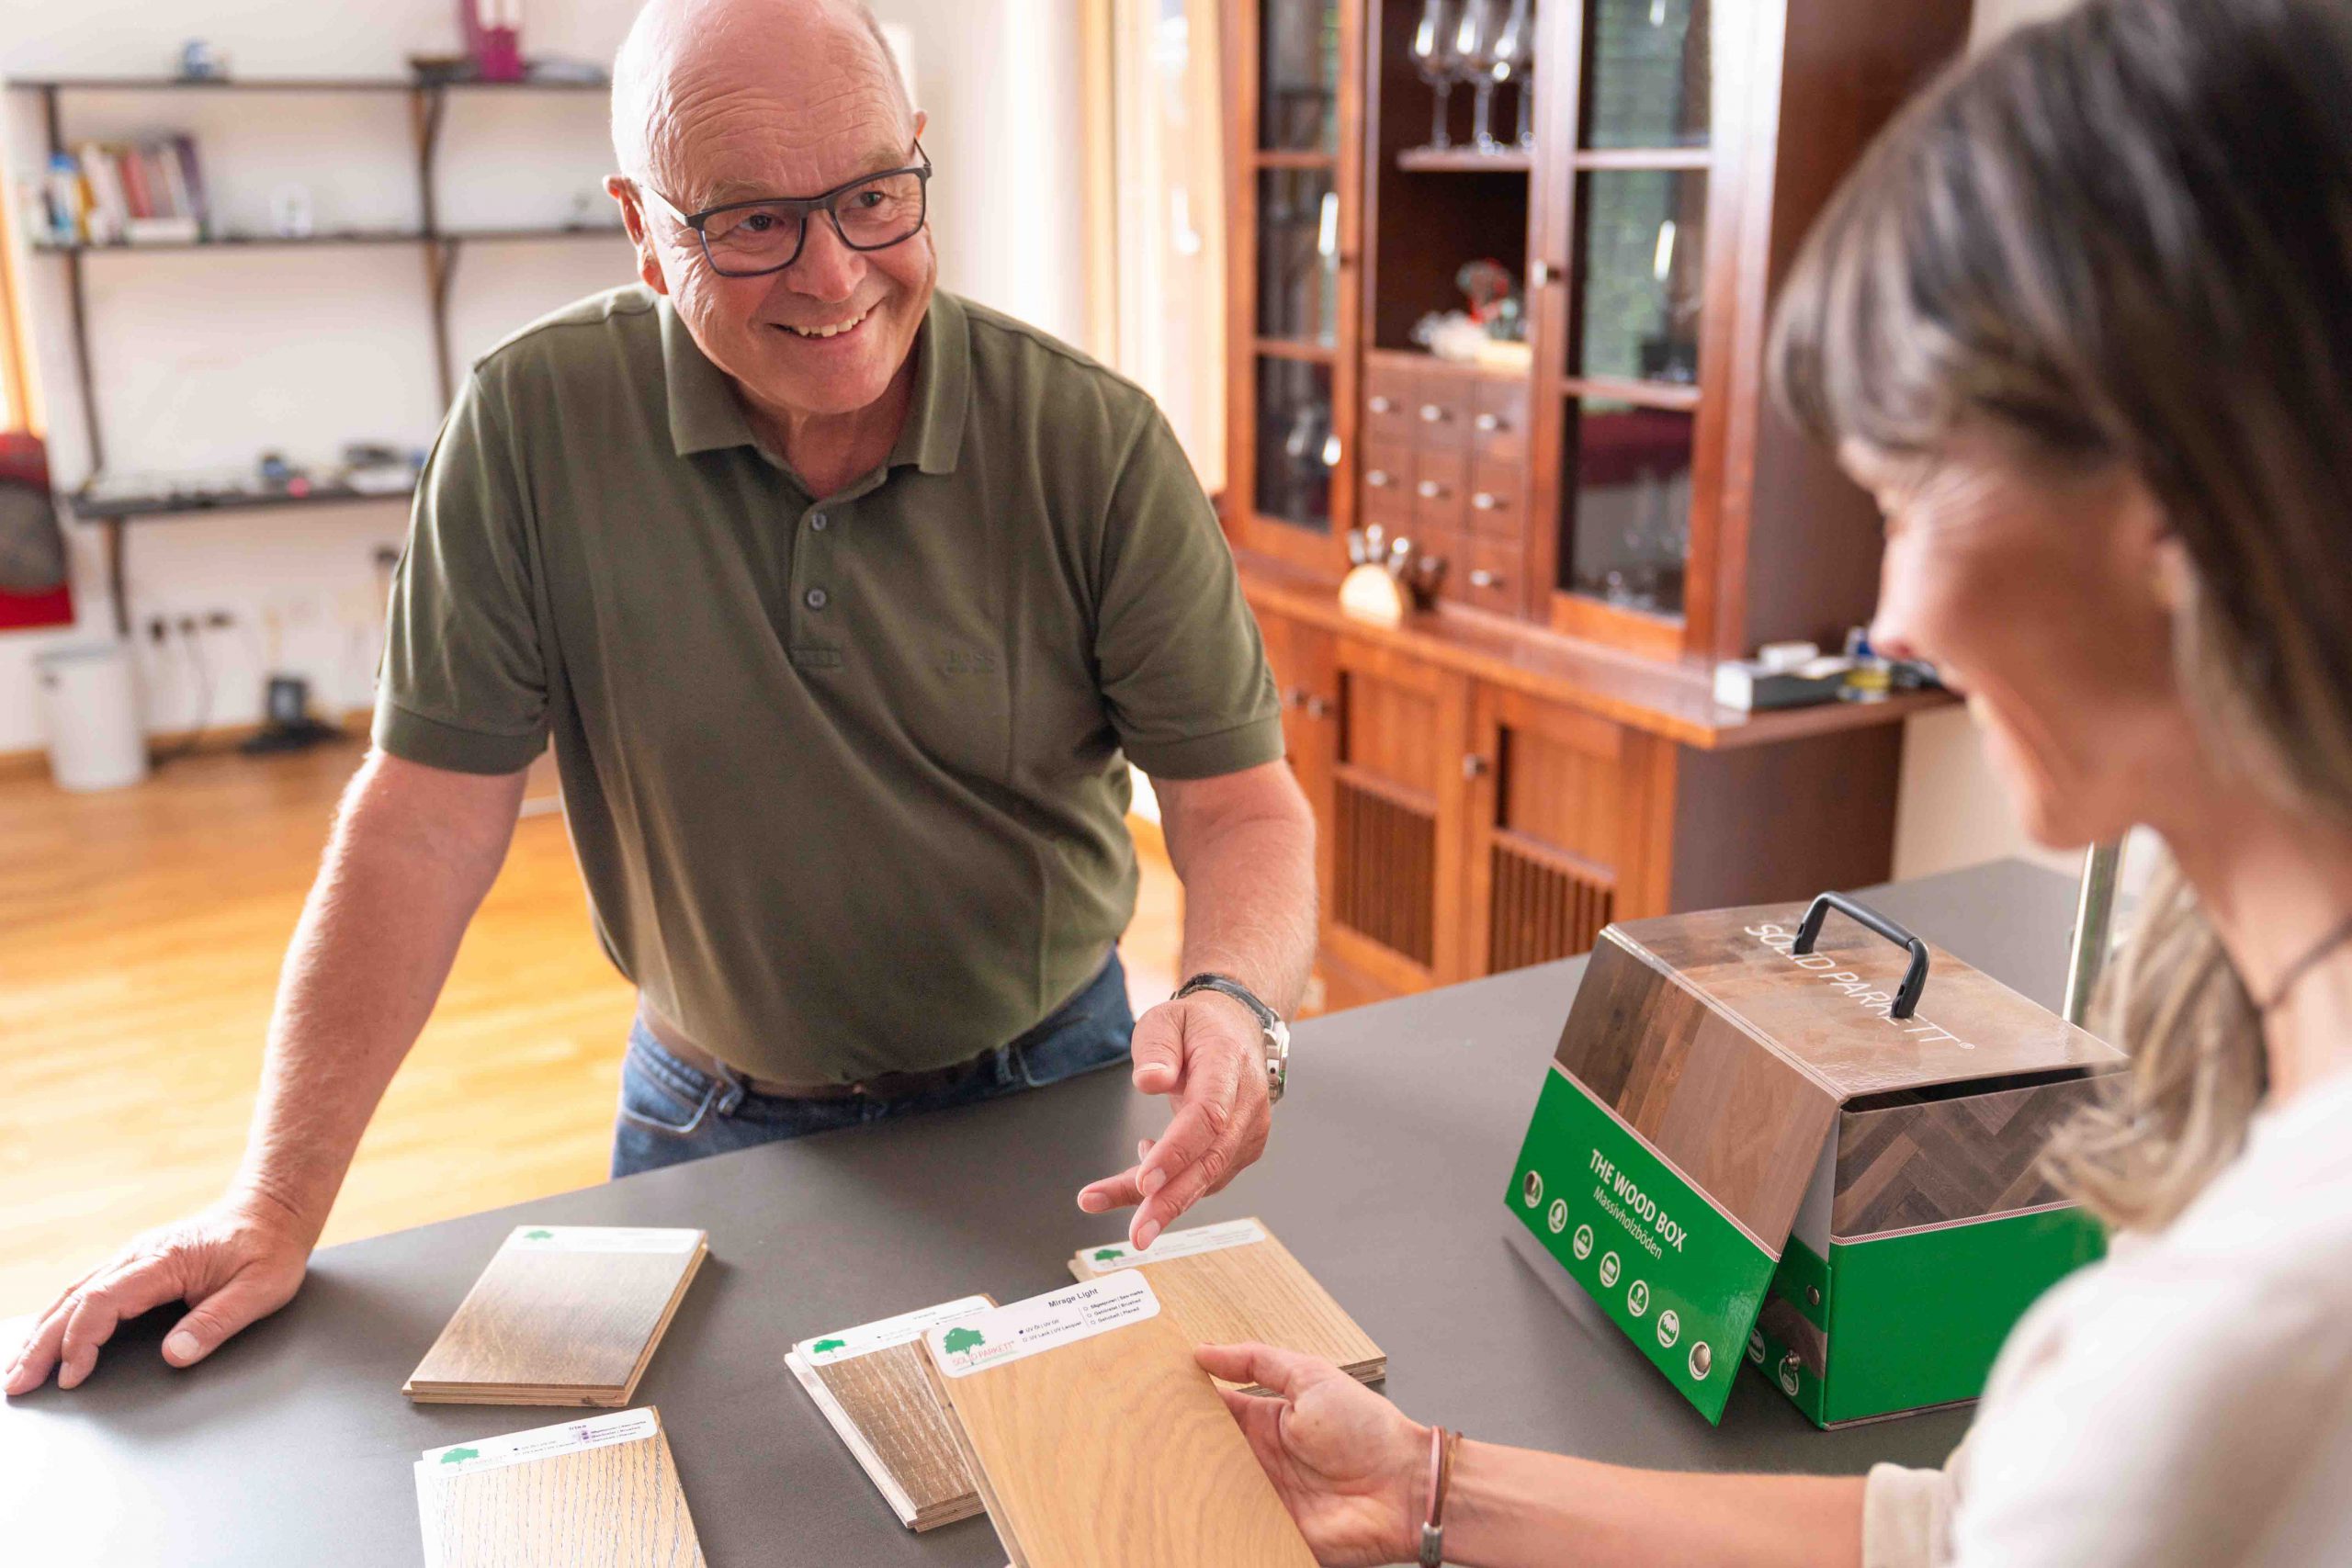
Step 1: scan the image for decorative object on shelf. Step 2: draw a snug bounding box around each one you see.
[1410,258,1530,365]
[1341,523,1446,624]
[1409,0,1463,151]
[1453,0,1506,153]
[175,39,231,83]
[459,0,525,85]
[267,183,313,239]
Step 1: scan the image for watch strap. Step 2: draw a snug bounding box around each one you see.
[1174,973,1280,1032]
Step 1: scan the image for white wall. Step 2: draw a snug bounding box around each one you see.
[0,0,1088,754]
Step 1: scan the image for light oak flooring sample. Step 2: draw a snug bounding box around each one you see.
[922,1274,1316,1568]
[415,1406,707,1568]
[1069,1217,1384,1387]
[406,1226,708,1406]
[786,1296,995,1529]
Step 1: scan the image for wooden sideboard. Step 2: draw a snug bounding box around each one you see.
[1221,0,1971,1008]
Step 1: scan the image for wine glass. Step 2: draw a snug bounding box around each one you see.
[1453,0,1504,154]
[1493,0,1535,150]
[1409,0,1460,151]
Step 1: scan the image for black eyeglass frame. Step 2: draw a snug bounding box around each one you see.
[634,139,933,277]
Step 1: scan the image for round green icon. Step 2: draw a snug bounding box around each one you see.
[1571,1224,1594,1260]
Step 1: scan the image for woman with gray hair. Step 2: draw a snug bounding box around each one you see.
[1200,0,2352,1562]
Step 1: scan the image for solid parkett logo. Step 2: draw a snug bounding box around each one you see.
[941,1326,985,1356]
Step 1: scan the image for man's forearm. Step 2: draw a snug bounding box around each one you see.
[1160,769,1317,1018]
[232,752,523,1238]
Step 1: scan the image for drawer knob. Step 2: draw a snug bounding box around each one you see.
[1369,395,1395,414]
[1366,469,1391,488]
[1471,491,1500,511]
[1475,412,1502,433]
[1469,569,1502,589]
[1462,753,1491,780]
[1417,479,1446,499]
[1419,403,1448,423]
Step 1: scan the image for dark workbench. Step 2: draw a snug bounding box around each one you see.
[0,859,2080,1565]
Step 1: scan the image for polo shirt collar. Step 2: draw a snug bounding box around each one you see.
[660,288,970,476]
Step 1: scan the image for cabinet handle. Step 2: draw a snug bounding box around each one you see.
[1471,491,1500,511]
[1469,569,1502,588]
[1474,412,1502,433]
[1463,753,1491,780]
[1417,479,1447,499]
[1366,468,1391,489]
[1531,259,1561,288]
[1369,395,1395,414]
[1419,402,1449,423]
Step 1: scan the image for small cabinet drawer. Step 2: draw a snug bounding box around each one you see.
[1465,456,1524,542]
[1363,366,1419,446]
[1460,539,1522,616]
[1408,378,1473,451]
[1410,446,1468,531]
[1471,378,1532,460]
[1360,441,1416,525]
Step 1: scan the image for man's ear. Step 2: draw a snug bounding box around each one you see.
[604,174,669,297]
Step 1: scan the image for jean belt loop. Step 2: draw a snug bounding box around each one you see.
[711,1061,749,1116]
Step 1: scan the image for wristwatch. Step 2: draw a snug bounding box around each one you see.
[1175,973,1290,1104]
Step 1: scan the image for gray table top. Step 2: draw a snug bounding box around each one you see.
[2,858,2081,1566]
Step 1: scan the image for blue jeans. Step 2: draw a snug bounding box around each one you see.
[611,953,1136,1178]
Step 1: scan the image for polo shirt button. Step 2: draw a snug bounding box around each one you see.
[810,513,829,531]
[805,588,829,610]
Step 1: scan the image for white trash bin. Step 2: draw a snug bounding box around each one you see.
[35,642,149,792]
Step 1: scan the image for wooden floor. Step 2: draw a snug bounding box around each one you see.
[0,739,1183,1319]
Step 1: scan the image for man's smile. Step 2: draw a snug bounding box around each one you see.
[779,304,874,340]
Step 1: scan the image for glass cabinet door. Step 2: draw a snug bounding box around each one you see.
[1261,0,1341,151]
[1253,357,1338,533]
[1257,169,1342,346]
[1583,0,1709,150]
[1574,168,1707,385]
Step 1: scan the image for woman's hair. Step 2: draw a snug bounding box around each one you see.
[1769,0,2352,1230]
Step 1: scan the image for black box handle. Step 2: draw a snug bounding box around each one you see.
[1792,892,1929,1020]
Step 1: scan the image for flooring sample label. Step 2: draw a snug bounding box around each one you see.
[1069,1216,1385,1389]
[503,1226,704,1255]
[404,1225,709,1407]
[1075,1218,1267,1271]
[413,1405,707,1568]
[925,1274,1159,1379]
[421,1408,660,1477]
[786,1296,996,1530]
[795,1296,992,1365]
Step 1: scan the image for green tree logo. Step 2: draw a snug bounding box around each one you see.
[942,1326,985,1356]
[1092,1247,1125,1263]
[439,1448,481,1465]
[523,1229,554,1241]
[810,1338,847,1356]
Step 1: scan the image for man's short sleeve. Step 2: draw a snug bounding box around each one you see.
[1092,404,1284,780]
[372,369,550,774]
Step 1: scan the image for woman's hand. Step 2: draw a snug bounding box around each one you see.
[1197,1341,1428,1567]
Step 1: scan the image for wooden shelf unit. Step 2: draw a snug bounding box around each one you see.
[12,73,625,637]
[1222,0,1970,1008]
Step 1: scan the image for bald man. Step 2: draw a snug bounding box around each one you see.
[4,0,1313,1397]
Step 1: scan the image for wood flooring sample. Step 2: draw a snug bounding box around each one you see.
[922,1273,1316,1568]
[786,1296,994,1529]
[1069,1217,1384,1387]
[414,1406,707,1568]
[405,1225,708,1406]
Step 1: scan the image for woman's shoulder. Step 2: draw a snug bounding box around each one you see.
[1948,1071,2352,1565]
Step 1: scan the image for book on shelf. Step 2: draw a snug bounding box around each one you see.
[58,135,207,245]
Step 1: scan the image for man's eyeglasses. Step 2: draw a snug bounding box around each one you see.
[635,141,932,278]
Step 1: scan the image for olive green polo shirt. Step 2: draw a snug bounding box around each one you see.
[375,284,1283,1082]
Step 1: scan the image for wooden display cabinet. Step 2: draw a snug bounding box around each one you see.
[1227,0,1970,1008]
